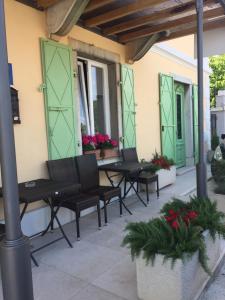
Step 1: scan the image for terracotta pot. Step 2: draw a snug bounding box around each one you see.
[101,148,119,159]
[83,149,101,160]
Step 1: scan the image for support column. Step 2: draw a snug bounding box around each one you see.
[196,0,208,197]
[0,1,34,299]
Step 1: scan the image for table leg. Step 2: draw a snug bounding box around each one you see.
[20,203,28,220]
[43,198,73,248]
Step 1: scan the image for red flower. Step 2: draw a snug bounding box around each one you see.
[171,220,179,229]
[187,211,198,219]
[168,209,175,215]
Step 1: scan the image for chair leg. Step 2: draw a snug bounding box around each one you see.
[156,178,159,198]
[124,179,127,197]
[137,182,139,193]
[75,209,80,241]
[104,201,108,225]
[119,195,123,216]
[146,182,149,204]
[97,202,102,229]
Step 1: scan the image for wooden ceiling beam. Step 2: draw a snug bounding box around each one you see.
[103,0,216,36]
[84,0,116,13]
[158,16,225,42]
[84,0,167,27]
[119,6,224,43]
[37,0,61,8]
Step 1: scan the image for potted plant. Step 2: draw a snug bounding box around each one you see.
[151,152,176,189]
[95,133,118,159]
[123,196,225,300]
[208,134,219,163]
[82,135,101,160]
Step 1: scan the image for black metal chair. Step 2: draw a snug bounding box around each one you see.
[47,157,101,240]
[121,148,159,204]
[75,154,122,225]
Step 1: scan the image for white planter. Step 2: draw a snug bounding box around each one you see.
[136,231,221,300]
[143,165,176,192]
[157,165,176,189]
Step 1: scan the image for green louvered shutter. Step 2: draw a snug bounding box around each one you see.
[159,74,176,161]
[193,85,199,163]
[41,39,77,160]
[121,65,136,148]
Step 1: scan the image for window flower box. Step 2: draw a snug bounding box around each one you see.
[84,149,101,160]
[101,148,119,160]
[136,231,221,300]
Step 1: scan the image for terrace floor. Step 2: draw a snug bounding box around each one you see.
[0,167,217,300]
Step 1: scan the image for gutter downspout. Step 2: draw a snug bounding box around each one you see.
[196,0,208,197]
[0,1,33,299]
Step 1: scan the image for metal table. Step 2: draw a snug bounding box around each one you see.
[99,161,153,214]
[0,179,80,266]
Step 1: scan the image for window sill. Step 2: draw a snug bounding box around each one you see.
[83,149,121,164]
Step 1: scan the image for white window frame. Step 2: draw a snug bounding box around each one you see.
[78,57,111,136]
[77,61,91,134]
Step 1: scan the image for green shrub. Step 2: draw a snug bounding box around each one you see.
[211,159,225,182]
[161,196,225,241]
[211,134,219,151]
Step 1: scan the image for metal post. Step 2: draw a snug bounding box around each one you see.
[0,1,34,299]
[196,0,208,198]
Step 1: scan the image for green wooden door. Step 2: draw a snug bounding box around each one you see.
[41,39,77,160]
[159,74,176,161]
[121,65,136,148]
[175,83,185,168]
[193,85,199,163]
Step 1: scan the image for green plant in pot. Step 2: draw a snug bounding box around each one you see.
[123,196,225,274]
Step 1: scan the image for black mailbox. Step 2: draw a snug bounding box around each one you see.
[10,87,21,124]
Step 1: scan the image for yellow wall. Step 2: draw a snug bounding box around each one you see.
[3,0,204,218]
[133,50,198,160]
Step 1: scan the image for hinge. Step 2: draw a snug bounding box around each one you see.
[73,71,78,78]
[39,83,46,92]
[118,81,123,86]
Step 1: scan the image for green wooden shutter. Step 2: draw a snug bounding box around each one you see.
[159,74,176,161]
[121,65,136,148]
[40,39,77,160]
[193,85,199,163]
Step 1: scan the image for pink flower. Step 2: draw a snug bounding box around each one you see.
[110,139,118,147]
[82,136,90,146]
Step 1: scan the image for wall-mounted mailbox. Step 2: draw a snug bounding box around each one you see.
[10,87,21,124]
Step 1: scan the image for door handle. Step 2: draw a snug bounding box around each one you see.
[49,107,69,112]
[162,126,164,132]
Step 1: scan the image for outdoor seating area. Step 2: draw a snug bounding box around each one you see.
[0,167,201,300]
[0,148,161,267]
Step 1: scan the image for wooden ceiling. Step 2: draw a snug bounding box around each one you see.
[16,0,225,44]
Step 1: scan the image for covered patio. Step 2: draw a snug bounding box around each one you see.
[0,168,206,300]
[1,0,225,299]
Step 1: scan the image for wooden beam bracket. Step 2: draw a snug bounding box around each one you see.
[47,0,90,36]
[127,31,169,63]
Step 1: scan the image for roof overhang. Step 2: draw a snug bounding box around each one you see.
[16,0,225,60]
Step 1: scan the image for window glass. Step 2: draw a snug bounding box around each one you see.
[176,94,182,140]
[78,63,90,135]
[91,66,106,133]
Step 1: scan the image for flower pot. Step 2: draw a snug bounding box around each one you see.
[101,148,119,159]
[84,149,101,160]
[136,231,221,300]
[142,165,176,192]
